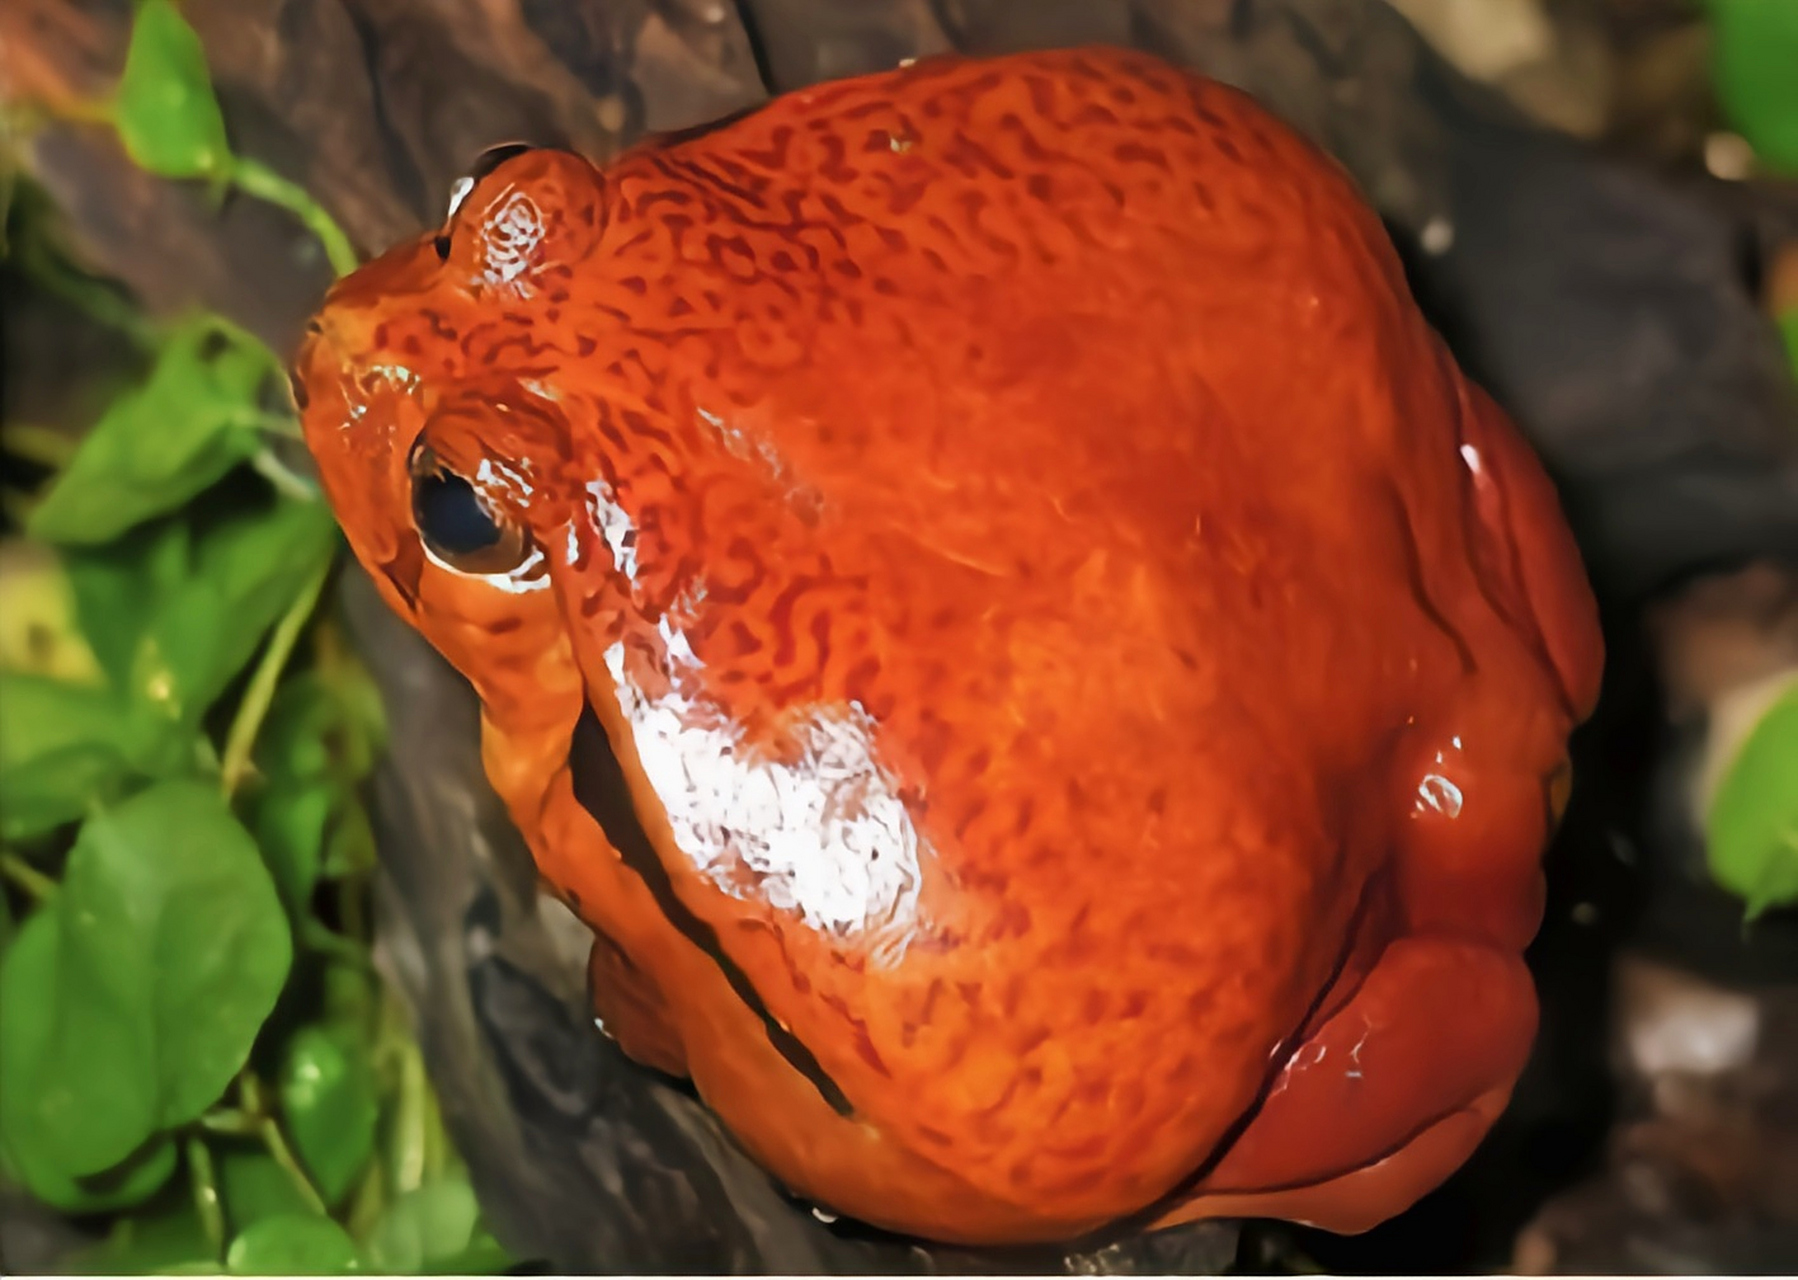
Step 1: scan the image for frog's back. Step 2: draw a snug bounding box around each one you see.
[594,44,1463,763]
[535,46,1528,1223]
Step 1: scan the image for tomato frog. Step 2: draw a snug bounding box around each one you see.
[292,46,1603,1245]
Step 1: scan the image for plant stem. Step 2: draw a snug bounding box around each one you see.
[392,1038,428,1195]
[220,559,331,798]
[259,1113,329,1216]
[197,1109,260,1137]
[421,1072,447,1181]
[299,917,375,968]
[0,423,79,469]
[229,156,359,278]
[250,446,319,501]
[0,852,57,903]
[239,1071,330,1216]
[254,411,306,440]
[185,1136,226,1259]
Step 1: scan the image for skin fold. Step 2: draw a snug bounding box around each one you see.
[292,46,1604,1245]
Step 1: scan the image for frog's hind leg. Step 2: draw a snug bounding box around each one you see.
[587,929,690,1079]
[1151,935,1536,1235]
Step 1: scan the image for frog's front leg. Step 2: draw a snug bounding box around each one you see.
[1153,932,1535,1233]
[588,929,689,1079]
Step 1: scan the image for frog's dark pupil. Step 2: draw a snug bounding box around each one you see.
[413,468,501,556]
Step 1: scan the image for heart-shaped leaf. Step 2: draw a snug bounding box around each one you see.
[0,781,291,1178]
[28,317,283,545]
[1707,676,1798,918]
[112,0,233,180]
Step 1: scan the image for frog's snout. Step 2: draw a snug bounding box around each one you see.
[289,309,368,445]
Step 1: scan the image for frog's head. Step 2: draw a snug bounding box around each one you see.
[292,147,628,719]
[290,141,930,951]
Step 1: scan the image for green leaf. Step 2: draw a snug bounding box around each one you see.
[321,801,378,879]
[0,910,176,1208]
[0,782,292,1179]
[59,499,338,748]
[427,1221,512,1276]
[13,1135,179,1217]
[361,1180,483,1275]
[28,315,283,545]
[0,673,142,840]
[1710,0,1798,172]
[1780,308,1797,376]
[1706,677,1798,917]
[319,953,377,1023]
[254,780,332,913]
[78,782,295,1129]
[112,0,233,180]
[70,1188,216,1274]
[279,1025,379,1207]
[249,678,338,909]
[218,1147,317,1233]
[249,672,380,908]
[227,1214,361,1275]
[130,499,338,732]
[63,517,192,689]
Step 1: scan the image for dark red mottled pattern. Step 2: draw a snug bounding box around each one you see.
[293,47,1602,1244]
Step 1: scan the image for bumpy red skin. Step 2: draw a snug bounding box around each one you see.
[293,48,1602,1244]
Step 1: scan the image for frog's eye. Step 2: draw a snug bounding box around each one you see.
[445,143,537,223]
[408,444,530,575]
[436,149,605,282]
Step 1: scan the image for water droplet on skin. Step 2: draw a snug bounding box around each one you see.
[1416,773,1464,819]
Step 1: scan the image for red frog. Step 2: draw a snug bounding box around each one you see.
[293,47,1603,1245]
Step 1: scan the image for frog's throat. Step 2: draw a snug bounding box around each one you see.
[567,703,855,1116]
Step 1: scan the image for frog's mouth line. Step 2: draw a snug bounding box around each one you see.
[568,705,855,1117]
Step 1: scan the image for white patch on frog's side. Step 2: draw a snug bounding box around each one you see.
[587,480,639,581]
[482,190,544,286]
[602,631,924,949]
[582,483,923,949]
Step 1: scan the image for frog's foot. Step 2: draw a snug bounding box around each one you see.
[587,930,689,1079]
[1153,934,1535,1235]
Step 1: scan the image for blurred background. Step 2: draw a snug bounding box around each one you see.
[2,0,1796,1273]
